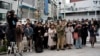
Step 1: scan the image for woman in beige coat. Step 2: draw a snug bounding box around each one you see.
[65,23,74,49]
[48,24,56,49]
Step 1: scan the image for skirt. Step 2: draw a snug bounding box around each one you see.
[89,37,96,43]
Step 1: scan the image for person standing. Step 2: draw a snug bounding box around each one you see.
[48,24,56,50]
[34,22,44,53]
[24,24,33,52]
[6,10,18,53]
[15,22,23,56]
[81,21,88,46]
[65,23,74,49]
[43,24,48,49]
[89,24,97,48]
[56,20,65,51]
[74,23,82,49]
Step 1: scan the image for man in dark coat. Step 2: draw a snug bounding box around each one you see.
[34,22,44,53]
[6,10,18,46]
[43,24,48,49]
[81,22,88,46]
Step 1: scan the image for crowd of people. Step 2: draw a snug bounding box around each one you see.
[0,10,100,55]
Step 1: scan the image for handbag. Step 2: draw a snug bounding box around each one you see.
[52,34,57,42]
[44,32,48,37]
[73,32,79,39]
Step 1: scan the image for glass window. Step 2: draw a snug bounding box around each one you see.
[89,11,95,15]
[93,1,98,4]
[0,13,6,20]
[48,0,51,3]
[0,1,10,10]
[97,11,100,15]
[99,1,100,4]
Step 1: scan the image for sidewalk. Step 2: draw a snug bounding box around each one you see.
[1,44,100,56]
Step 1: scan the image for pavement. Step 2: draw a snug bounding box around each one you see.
[1,29,100,56]
[1,44,100,56]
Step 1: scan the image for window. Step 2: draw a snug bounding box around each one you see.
[0,1,10,10]
[48,0,51,3]
[89,11,95,15]
[0,13,6,20]
[93,1,98,4]
[14,0,17,1]
[99,1,100,4]
[97,11,100,15]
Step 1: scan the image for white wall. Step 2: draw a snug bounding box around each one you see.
[60,0,100,20]
[61,0,100,13]
[65,15,97,21]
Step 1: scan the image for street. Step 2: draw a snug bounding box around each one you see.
[1,44,100,56]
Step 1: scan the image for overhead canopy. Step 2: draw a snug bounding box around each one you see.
[19,5,36,10]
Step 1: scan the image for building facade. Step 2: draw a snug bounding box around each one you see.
[0,0,58,21]
[70,0,84,3]
[0,0,36,20]
[0,0,13,21]
[61,0,100,20]
[17,0,36,19]
[48,0,57,20]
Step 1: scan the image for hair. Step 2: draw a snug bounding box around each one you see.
[26,18,30,21]
[26,23,30,27]
[50,24,55,29]
[6,11,10,17]
[10,10,15,16]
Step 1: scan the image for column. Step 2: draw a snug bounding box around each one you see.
[95,10,97,19]
[28,8,30,18]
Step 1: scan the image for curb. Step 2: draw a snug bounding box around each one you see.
[0,52,7,55]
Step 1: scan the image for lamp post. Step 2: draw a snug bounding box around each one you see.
[17,0,20,16]
[63,0,66,19]
[59,2,61,20]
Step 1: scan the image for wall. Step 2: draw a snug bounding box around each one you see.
[22,0,35,6]
[65,15,96,21]
[0,0,13,20]
[60,0,100,20]
[70,0,84,3]
[61,0,100,13]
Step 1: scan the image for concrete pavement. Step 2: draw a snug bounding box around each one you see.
[1,29,100,56]
[1,44,100,56]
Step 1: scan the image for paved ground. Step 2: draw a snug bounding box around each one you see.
[1,29,100,56]
[1,44,100,56]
